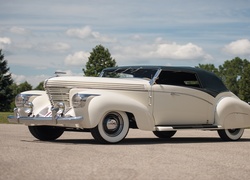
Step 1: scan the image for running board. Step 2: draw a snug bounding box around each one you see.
[155,125,221,131]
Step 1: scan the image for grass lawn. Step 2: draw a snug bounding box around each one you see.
[0,112,13,123]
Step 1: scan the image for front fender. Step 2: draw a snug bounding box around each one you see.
[81,93,155,130]
[215,97,250,129]
[19,90,51,116]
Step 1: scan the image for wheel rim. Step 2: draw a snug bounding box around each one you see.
[102,113,124,137]
[228,129,241,135]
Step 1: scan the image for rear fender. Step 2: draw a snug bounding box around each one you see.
[215,97,250,129]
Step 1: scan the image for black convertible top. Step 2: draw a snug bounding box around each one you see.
[102,66,229,97]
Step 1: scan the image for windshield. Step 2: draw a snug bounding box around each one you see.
[100,67,159,80]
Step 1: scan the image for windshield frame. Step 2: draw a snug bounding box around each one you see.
[100,66,161,84]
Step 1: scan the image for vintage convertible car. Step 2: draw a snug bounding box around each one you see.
[8,66,250,143]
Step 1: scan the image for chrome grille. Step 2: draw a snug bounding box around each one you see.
[46,87,70,107]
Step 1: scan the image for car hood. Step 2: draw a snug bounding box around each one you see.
[45,76,150,91]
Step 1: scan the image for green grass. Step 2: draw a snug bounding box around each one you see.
[0,112,13,123]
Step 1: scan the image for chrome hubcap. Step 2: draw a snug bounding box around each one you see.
[103,112,124,137]
[106,119,118,130]
[228,129,240,135]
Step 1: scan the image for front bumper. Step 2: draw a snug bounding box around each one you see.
[8,115,84,125]
[8,108,84,126]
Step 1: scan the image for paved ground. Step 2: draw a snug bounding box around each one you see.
[1,124,250,180]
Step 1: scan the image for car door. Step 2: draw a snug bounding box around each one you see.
[152,71,215,125]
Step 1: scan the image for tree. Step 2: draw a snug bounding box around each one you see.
[0,49,14,111]
[34,82,45,90]
[18,81,32,92]
[218,57,247,96]
[238,62,250,102]
[83,45,117,76]
[196,64,220,76]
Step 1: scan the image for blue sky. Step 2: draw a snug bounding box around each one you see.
[1,0,250,87]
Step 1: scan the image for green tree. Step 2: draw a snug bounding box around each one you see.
[10,81,32,98]
[196,64,220,76]
[34,82,44,90]
[18,81,32,92]
[218,57,248,96]
[9,83,19,110]
[0,49,13,111]
[238,62,250,102]
[83,45,117,76]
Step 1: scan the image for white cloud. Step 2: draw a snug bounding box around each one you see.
[10,26,30,35]
[66,26,116,43]
[14,42,33,49]
[64,51,89,66]
[66,26,92,39]
[50,42,71,52]
[153,42,210,60]
[0,37,11,48]
[91,31,117,43]
[113,40,212,62]
[223,39,250,55]
[39,42,71,53]
[12,74,49,87]
[130,34,143,41]
[12,74,26,85]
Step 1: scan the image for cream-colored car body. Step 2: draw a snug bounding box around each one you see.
[8,66,250,143]
[10,76,250,129]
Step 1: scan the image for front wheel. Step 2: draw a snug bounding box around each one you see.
[91,111,129,144]
[217,128,244,141]
[28,126,64,141]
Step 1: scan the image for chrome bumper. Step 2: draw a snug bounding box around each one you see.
[8,108,83,125]
[8,115,84,125]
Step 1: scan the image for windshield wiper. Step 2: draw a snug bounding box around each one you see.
[131,67,142,73]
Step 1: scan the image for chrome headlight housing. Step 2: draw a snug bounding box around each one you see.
[15,94,27,107]
[72,93,99,108]
[15,94,40,115]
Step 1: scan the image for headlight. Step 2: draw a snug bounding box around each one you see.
[15,93,40,116]
[72,93,99,108]
[15,94,38,108]
[72,94,88,108]
[15,94,26,107]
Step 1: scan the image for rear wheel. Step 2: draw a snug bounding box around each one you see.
[91,111,129,144]
[28,126,64,141]
[153,131,177,138]
[217,128,244,141]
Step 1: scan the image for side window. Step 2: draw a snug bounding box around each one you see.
[156,71,201,88]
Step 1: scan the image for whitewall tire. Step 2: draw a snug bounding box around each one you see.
[218,128,244,141]
[91,111,129,144]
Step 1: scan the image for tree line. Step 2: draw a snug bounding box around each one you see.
[1,46,250,112]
